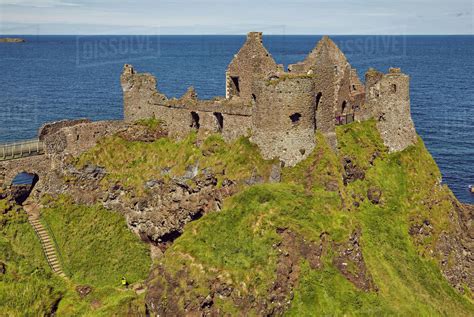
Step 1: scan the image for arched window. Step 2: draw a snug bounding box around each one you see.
[341,101,347,114]
[315,92,322,110]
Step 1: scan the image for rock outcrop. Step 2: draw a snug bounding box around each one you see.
[0,38,25,43]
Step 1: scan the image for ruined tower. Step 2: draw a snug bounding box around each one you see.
[288,36,365,147]
[226,32,283,103]
[251,77,316,166]
[121,64,167,122]
[365,68,417,152]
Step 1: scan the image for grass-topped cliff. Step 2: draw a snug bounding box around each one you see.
[1,119,472,316]
[144,120,472,315]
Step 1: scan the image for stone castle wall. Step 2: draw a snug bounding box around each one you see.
[251,77,316,166]
[42,120,125,157]
[2,33,419,185]
[121,66,253,142]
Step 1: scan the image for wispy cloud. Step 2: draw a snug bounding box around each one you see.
[0,0,472,34]
[1,0,80,8]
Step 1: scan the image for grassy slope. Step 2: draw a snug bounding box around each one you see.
[76,131,276,194]
[40,195,151,315]
[0,196,151,316]
[154,120,473,315]
[41,195,150,287]
[0,211,65,316]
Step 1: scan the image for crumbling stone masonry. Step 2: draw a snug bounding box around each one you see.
[121,32,418,166]
[365,67,417,152]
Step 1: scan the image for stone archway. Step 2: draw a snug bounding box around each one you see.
[0,155,52,204]
[10,172,39,204]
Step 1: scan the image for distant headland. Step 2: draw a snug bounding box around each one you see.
[0,37,25,43]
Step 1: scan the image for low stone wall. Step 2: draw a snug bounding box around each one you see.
[39,118,91,141]
[43,120,126,157]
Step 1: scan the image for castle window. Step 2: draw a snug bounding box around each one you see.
[315,92,322,110]
[213,112,223,132]
[230,76,240,96]
[190,111,200,130]
[252,94,257,103]
[352,84,356,91]
[391,84,397,93]
[341,101,347,114]
[290,113,302,124]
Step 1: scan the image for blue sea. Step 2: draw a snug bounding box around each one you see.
[0,35,472,203]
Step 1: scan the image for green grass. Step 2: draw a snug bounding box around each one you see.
[0,197,151,316]
[135,117,163,130]
[76,133,275,194]
[41,195,151,287]
[153,120,473,315]
[0,211,65,316]
[336,119,388,170]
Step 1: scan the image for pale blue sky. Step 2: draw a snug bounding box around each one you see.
[0,0,472,34]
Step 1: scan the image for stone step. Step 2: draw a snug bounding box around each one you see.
[44,248,56,255]
[50,259,60,265]
[27,213,67,279]
[45,252,57,258]
[44,248,55,254]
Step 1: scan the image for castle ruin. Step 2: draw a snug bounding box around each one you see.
[121,32,417,166]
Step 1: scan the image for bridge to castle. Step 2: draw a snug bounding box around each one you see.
[0,139,49,190]
[0,139,45,162]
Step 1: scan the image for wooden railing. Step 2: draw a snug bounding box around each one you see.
[0,139,45,161]
[335,113,355,126]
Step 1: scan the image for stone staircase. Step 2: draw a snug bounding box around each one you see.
[25,203,66,278]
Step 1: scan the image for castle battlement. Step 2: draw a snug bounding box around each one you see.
[121,32,418,166]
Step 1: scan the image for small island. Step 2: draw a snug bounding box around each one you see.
[0,37,25,43]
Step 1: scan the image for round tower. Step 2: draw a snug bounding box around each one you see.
[251,76,316,166]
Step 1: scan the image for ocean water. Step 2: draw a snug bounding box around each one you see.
[0,35,472,203]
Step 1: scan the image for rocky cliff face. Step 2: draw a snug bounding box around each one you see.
[29,120,275,248]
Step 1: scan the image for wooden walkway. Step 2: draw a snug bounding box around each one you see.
[0,139,45,162]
